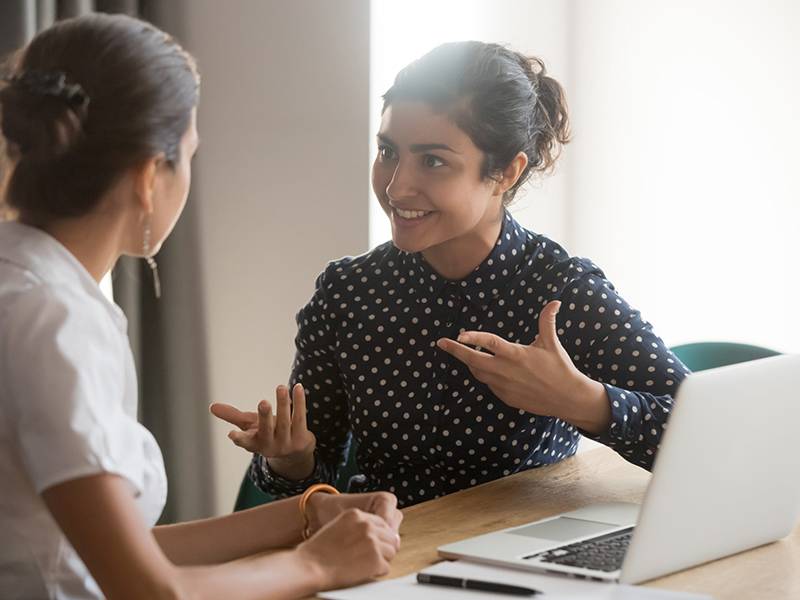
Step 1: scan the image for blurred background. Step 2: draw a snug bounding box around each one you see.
[2,0,798,520]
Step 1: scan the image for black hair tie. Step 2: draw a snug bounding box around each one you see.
[3,69,89,111]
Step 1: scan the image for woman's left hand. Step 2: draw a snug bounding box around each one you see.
[436,300,611,433]
[308,491,403,539]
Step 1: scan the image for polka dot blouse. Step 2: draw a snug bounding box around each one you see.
[251,211,689,507]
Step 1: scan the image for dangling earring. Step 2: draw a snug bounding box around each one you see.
[142,215,162,299]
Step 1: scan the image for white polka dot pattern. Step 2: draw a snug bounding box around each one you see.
[251,212,689,507]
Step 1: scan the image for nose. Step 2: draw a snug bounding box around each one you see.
[385,159,418,204]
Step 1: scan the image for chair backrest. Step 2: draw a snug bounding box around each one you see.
[233,470,274,512]
[670,341,780,372]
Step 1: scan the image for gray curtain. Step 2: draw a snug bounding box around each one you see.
[1,0,215,523]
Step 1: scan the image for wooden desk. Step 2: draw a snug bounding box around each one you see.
[387,447,800,600]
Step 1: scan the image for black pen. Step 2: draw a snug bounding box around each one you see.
[417,572,542,596]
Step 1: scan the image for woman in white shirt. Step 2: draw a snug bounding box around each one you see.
[0,13,402,600]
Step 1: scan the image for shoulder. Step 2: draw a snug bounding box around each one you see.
[518,227,609,290]
[316,241,400,292]
[1,282,125,394]
[2,281,116,343]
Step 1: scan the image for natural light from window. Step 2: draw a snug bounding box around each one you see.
[369,0,484,248]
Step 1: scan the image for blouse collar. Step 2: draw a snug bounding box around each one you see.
[405,211,530,308]
[0,220,128,332]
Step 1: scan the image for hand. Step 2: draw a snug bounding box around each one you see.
[436,300,611,433]
[295,508,401,590]
[308,491,403,539]
[210,384,317,479]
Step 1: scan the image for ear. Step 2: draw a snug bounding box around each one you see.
[493,151,529,196]
[132,154,164,215]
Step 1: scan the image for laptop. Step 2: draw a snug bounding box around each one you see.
[438,354,800,584]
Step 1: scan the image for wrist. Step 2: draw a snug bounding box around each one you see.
[305,490,334,537]
[299,483,340,540]
[268,448,316,481]
[291,546,331,592]
[562,373,611,435]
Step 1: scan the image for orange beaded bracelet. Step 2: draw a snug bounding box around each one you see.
[299,483,340,540]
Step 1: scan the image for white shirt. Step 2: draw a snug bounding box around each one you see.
[0,221,167,599]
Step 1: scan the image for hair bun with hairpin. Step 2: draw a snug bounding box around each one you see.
[4,69,89,111]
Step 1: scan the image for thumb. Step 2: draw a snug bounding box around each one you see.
[535,300,562,349]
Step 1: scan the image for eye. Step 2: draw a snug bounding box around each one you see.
[377,144,397,161]
[423,154,444,168]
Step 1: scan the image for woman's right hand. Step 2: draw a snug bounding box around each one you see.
[296,508,401,590]
[210,383,317,480]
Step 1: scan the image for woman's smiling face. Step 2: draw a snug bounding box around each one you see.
[371,101,504,258]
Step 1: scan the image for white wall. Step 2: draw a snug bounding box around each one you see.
[569,0,800,352]
[174,0,371,514]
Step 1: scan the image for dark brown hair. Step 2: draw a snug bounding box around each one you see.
[382,41,570,204]
[0,13,199,223]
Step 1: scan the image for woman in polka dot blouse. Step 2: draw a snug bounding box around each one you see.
[212,41,690,507]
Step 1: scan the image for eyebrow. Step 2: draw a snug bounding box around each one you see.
[377,134,460,154]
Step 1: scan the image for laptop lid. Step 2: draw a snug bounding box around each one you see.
[620,354,800,583]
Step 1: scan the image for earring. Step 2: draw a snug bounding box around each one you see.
[142,216,162,299]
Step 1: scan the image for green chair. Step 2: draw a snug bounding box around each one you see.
[670,341,780,372]
[233,440,361,512]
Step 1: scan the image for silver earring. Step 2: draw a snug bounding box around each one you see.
[142,216,161,299]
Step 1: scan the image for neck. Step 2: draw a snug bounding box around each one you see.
[422,207,504,280]
[30,210,127,283]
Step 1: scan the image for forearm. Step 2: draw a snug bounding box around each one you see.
[153,496,305,565]
[177,549,323,600]
[559,375,611,434]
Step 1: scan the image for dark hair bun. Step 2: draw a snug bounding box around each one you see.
[518,56,571,176]
[0,70,89,160]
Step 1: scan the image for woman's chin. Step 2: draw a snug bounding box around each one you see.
[390,233,428,254]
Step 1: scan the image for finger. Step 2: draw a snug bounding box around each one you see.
[209,403,258,430]
[274,385,292,444]
[228,429,257,451]
[436,337,495,371]
[377,539,398,562]
[373,556,392,578]
[257,399,275,446]
[369,517,401,551]
[290,383,309,432]
[368,493,401,530]
[468,367,497,385]
[535,300,562,349]
[455,331,516,358]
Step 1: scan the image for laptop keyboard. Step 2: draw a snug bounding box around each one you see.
[526,526,634,572]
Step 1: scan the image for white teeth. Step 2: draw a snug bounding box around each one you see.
[396,208,430,219]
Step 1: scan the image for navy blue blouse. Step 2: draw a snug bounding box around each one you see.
[251,212,689,507]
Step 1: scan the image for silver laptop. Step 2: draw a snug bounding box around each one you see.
[439,354,800,584]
